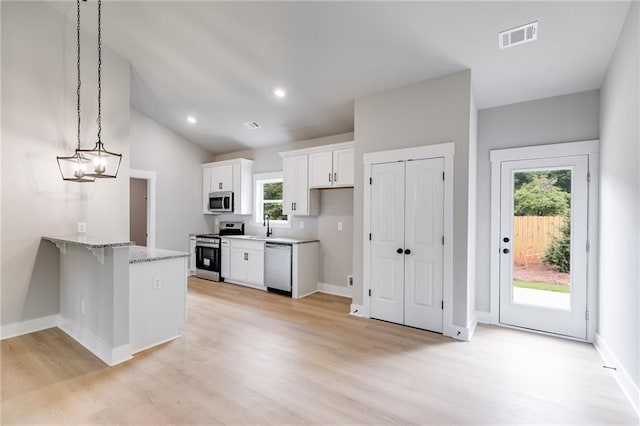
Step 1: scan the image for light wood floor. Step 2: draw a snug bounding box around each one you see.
[1,277,637,425]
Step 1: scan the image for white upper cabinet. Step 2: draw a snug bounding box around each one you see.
[282,155,318,216]
[209,164,233,192]
[332,148,354,187]
[307,144,354,188]
[202,159,254,215]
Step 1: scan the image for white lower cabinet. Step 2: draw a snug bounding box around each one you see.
[226,240,265,288]
[221,239,230,279]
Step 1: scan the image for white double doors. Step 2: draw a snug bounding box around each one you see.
[369,158,444,332]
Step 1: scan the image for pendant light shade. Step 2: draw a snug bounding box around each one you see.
[84,0,121,179]
[57,0,95,183]
[57,152,96,182]
[57,0,121,181]
[78,141,122,178]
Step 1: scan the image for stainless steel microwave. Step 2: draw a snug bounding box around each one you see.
[208,191,234,213]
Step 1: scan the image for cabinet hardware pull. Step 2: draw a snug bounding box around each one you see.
[329,173,332,182]
[219,182,222,190]
[244,252,248,261]
[334,172,337,182]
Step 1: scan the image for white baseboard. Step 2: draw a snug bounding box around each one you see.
[296,289,318,299]
[594,333,640,418]
[444,324,472,341]
[467,312,478,341]
[475,310,493,324]
[58,316,132,366]
[1,314,60,340]
[349,304,365,317]
[317,282,352,299]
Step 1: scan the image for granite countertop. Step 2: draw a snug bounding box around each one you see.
[129,245,190,264]
[219,235,319,244]
[43,235,133,248]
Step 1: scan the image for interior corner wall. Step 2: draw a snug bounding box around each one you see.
[598,1,639,390]
[467,88,478,325]
[129,108,216,251]
[475,90,600,314]
[353,70,472,327]
[1,2,131,327]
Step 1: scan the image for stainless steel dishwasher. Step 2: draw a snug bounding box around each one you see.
[264,242,292,294]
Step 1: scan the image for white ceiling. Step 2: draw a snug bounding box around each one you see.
[50,1,630,154]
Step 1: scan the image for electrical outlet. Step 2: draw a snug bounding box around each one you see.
[77,222,87,233]
[153,277,161,289]
[347,275,354,287]
[338,222,343,231]
[81,300,86,314]
[299,221,304,229]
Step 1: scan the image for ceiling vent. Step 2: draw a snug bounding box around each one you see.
[243,121,261,130]
[499,21,538,49]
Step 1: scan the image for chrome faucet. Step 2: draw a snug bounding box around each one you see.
[263,214,273,237]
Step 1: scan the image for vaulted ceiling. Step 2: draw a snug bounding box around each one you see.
[49,1,630,154]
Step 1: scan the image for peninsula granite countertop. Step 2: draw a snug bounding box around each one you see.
[42,235,133,248]
[129,245,190,264]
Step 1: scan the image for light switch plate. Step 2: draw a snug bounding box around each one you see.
[153,277,161,289]
[338,222,343,231]
[77,222,87,233]
[299,221,304,229]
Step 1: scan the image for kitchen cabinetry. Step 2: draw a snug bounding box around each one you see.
[220,238,230,279]
[209,164,233,192]
[309,146,354,188]
[281,155,319,216]
[202,159,254,214]
[226,239,264,288]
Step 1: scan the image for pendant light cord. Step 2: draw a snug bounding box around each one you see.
[96,0,102,144]
[76,0,82,151]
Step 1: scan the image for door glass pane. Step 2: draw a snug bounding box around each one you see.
[512,170,571,310]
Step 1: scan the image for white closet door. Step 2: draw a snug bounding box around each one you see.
[404,158,444,332]
[370,162,405,324]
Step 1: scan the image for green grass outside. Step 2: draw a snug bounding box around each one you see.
[513,280,570,293]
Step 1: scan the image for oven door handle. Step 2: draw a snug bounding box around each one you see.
[196,243,219,249]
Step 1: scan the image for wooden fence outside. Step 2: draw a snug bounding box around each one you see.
[513,216,564,265]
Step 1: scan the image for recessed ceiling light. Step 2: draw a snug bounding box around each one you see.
[274,88,286,98]
[187,116,197,124]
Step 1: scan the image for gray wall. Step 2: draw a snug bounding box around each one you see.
[598,2,639,388]
[353,70,473,327]
[1,2,131,327]
[475,90,600,313]
[215,132,355,288]
[129,109,216,252]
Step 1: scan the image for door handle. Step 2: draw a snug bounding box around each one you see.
[502,248,510,254]
[396,248,403,254]
[404,249,411,255]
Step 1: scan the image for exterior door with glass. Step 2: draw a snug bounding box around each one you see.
[499,155,589,339]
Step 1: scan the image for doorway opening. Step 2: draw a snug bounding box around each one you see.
[490,141,599,341]
[129,169,157,248]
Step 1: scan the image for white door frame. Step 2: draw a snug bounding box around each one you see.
[363,142,455,337]
[489,140,599,341]
[130,169,157,249]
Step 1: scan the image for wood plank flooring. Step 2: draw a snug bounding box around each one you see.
[2,277,637,424]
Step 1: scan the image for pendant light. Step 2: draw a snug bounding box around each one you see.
[79,0,122,179]
[57,0,95,182]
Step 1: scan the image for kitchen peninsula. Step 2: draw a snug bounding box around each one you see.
[42,236,189,366]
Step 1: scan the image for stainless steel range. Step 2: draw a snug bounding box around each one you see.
[194,221,244,282]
